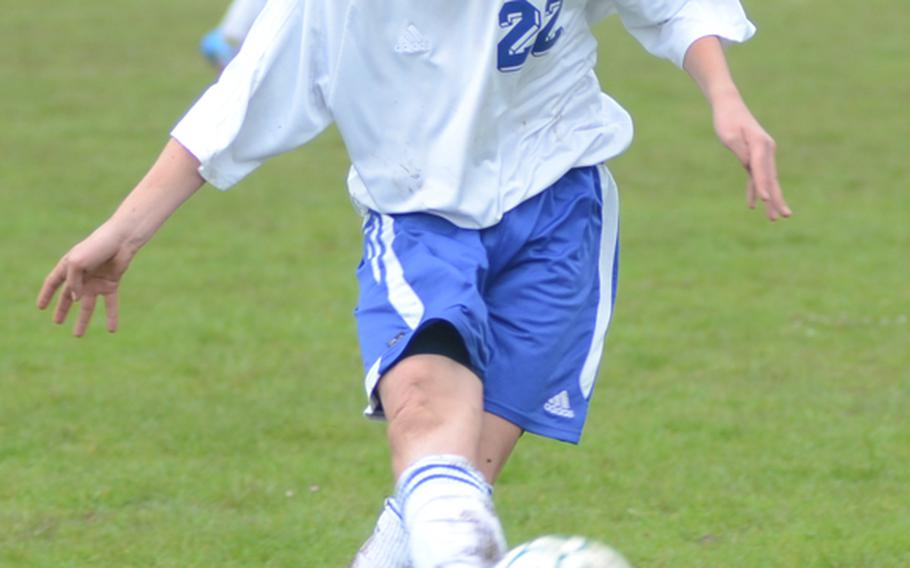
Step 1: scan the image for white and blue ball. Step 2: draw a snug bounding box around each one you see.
[496,535,632,568]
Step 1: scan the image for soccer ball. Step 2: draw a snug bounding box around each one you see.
[495,535,632,568]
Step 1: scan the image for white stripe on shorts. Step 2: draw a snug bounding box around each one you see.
[367,216,382,283]
[578,164,619,399]
[378,214,425,330]
[363,356,383,418]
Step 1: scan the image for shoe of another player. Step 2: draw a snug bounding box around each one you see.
[199,29,237,69]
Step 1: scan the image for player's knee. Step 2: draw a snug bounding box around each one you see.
[387,402,444,452]
[380,355,482,437]
[382,358,447,433]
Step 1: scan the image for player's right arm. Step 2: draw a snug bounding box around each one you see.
[37,139,204,337]
[39,0,335,337]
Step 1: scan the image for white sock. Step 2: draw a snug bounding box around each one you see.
[350,498,411,568]
[397,455,506,568]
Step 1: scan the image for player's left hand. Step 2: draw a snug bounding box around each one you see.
[712,94,792,221]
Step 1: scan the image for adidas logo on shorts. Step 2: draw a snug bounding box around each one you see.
[543,390,575,419]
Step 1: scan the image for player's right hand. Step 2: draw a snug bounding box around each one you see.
[37,225,134,337]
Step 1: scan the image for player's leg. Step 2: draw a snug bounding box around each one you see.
[351,213,509,567]
[349,408,520,568]
[380,353,483,476]
[478,412,523,483]
[380,332,507,567]
[381,320,522,480]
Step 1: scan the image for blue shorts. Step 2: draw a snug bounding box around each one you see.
[354,165,619,443]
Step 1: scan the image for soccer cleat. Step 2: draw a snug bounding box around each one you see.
[199,29,237,69]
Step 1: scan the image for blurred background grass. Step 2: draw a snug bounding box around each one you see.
[1,0,908,565]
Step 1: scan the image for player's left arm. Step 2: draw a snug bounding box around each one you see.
[610,0,792,220]
[683,36,791,221]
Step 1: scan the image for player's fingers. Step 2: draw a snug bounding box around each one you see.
[748,142,774,205]
[37,260,67,309]
[756,160,791,221]
[104,292,119,333]
[66,262,84,302]
[764,196,778,222]
[53,285,75,324]
[74,295,97,337]
[761,150,792,219]
[747,178,757,209]
[768,178,792,219]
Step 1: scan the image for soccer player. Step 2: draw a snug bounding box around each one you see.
[37,1,790,566]
[199,0,267,69]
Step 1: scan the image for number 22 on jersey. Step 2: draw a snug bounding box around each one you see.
[497,0,564,72]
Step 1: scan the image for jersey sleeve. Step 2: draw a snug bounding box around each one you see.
[171,0,333,190]
[612,0,756,68]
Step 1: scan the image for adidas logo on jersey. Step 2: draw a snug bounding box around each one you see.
[395,24,431,55]
[544,390,575,419]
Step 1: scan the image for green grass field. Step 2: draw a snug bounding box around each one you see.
[2,1,908,566]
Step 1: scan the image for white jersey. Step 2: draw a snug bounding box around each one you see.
[172,0,754,229]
